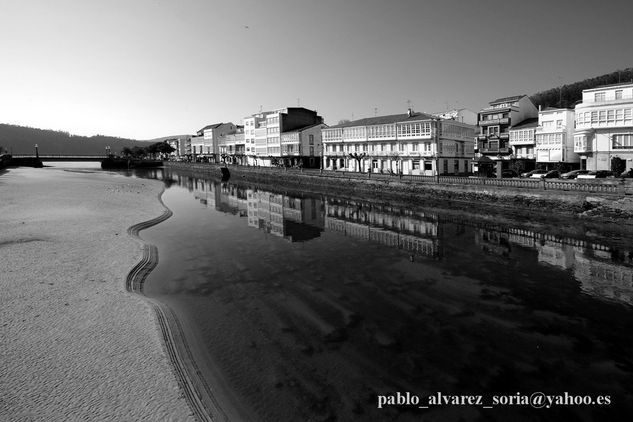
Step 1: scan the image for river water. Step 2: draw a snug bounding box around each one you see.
[46,163,633,421]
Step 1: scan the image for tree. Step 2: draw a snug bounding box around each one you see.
[348,152,366,172]
[131,146,147,158]
[338,119,351,125]
[155,141,175,158]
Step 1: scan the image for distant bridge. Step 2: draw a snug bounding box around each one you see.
[10,154,107,161]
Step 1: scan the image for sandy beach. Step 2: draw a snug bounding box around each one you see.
[0,166,195,421]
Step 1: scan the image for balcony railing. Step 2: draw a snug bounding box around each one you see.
[574,144,591,153]
[479,147,512,154]
[478,117,509,126]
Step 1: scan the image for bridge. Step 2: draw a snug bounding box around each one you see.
[10,154,107,161]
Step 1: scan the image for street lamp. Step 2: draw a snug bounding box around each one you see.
[34,144,39,158]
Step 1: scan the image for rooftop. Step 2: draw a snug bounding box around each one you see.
[281,122,328,134]
[489,94,526,105]
[583,81,633,92]
[327,111,436,129]
[510,117,539,130]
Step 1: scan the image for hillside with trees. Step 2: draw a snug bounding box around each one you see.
[0,124,153,155]
[530,68,633,109]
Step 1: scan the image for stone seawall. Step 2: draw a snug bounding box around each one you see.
[164,162,633,225]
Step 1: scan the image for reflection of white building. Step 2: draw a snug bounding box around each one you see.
[503,226,633,305]
[536,241,575,269]
[574,82,633,171]
[245,189,324,241]
[574,250,633,305]
[324,201,441,258]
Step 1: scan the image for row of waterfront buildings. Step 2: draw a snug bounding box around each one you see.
[166,82,633,175]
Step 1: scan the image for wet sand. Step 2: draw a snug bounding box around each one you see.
[0,167,195,421]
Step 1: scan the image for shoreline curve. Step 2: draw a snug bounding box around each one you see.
[125,188,227,422]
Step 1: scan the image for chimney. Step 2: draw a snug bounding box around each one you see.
[407,108,412,117]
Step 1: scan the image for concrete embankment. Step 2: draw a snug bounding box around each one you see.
[165,162,633,225]
[0,155,43,168]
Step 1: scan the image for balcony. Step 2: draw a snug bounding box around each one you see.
[479,147,512,154]
[478,117,509,126]
[574,143,591,153]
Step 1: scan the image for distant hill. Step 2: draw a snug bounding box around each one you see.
[0,124,153,155]
[530,68,633,109]
[146,134,192,143]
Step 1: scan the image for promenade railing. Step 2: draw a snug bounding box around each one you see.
[167,162,633,196]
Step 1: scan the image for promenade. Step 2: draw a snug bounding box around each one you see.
[0,167,195,421]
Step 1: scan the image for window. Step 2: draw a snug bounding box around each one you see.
[556,120,563,128]
[412,160,420,170]
[309,134,314,145]
[615,90,623,100]
[487,126,500,136]
[595,92,605,102]
[412,143,418,151]
[613,134,633,149]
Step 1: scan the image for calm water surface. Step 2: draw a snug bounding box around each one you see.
[134,169,633,422]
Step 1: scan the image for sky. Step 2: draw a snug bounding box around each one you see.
[1,0,632,140]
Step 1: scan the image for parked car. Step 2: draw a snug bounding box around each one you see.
[619,169,633,178]
[520,169,539,178]
[560,169,590,179]
[527,170,549,178]
[543,170,560,179]
[490,169,519,178]
[577,170,615,179]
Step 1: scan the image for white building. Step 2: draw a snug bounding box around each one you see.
[535,107,579,169]
[574,82,633,172]
[243,107,323,167]
[509,118,537,162]
[203,123,237,162]
[322,109,476,175]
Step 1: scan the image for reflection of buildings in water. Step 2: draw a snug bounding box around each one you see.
[574,249,633,306]
[191,178,219,208]
[537,241,576,270]
[245,189,324,242]
[478,226,633,305]
[475,229,512,257]
[324,200,441,258]
[219,184,248,216]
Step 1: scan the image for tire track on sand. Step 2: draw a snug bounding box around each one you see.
[126,188,226,422]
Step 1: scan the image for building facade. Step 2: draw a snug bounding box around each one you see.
[322,109,476,175]
[243,107,323,166]
[280,123,327,168]
[509,118,537,168]
[574,82,633,172]
[219,125,246,164]
[202,123,238,162]
[535,107,579,170]
[475,95,539,174]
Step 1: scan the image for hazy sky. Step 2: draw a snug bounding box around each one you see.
[1,0,632,139]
